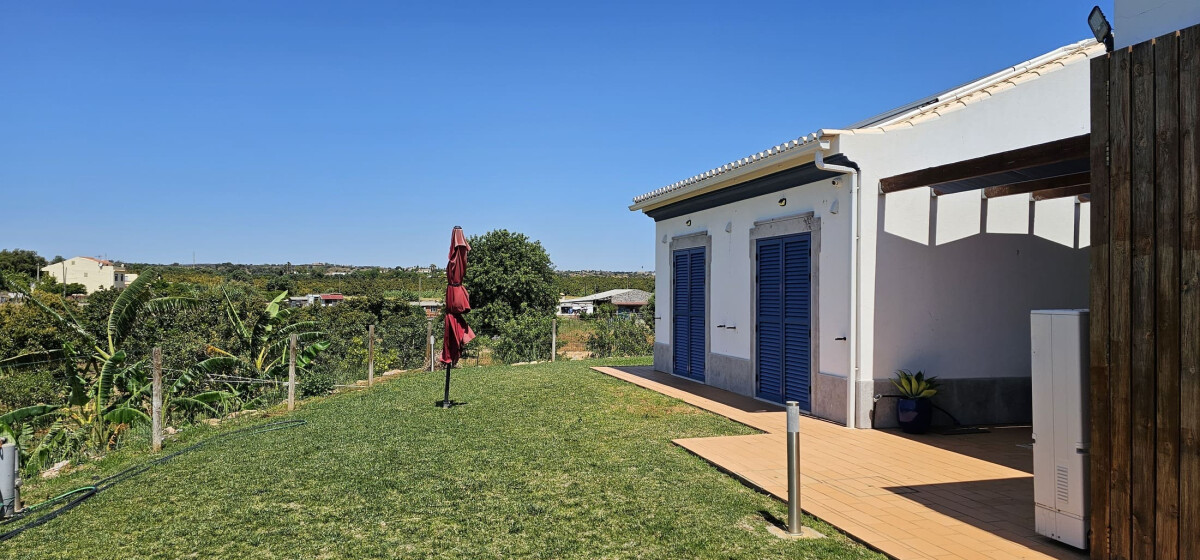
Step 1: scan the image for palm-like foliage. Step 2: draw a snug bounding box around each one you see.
[0,269,196,452]
[195,290,329,382]
[891,369,940,399]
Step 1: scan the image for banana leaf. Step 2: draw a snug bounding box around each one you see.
[102,406,150,425]
[0,404,63,425]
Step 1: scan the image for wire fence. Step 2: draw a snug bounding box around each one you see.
[0,312,655,427]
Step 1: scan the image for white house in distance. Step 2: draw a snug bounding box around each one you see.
[558,289,652,316]
[630,39,1100,428]
[40,257,138,294]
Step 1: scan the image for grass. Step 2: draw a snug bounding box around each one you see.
[9,358,883,559]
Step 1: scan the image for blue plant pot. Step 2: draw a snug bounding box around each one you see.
[896,397,933,434]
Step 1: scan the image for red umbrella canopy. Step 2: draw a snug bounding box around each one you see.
[441,226,475,365]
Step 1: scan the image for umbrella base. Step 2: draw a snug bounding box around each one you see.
[435,400,467,409]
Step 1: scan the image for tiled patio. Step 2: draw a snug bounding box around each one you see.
[593,366,1087,560]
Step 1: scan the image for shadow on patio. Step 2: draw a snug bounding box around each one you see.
[593,365,1086,560]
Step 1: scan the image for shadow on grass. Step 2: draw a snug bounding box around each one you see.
[433,400,470,409]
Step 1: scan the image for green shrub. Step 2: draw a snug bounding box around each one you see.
[493,309,553,363]
[300,366,336,397]
[586,316,653,358]
[0,368,61,414]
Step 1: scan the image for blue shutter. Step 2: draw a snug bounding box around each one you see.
[756,239,783,401]
[688,249,706,381]
[673,251,690,377]
[782,236,811,409]
[756,233,811,408]
[672,247,706,381]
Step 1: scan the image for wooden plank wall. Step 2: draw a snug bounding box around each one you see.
[1090,24,1200,560]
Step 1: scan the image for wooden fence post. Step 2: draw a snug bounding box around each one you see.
[551,318,557,362]
[151,347,163,452]
[288,333,297,411]
[368,324,375,386]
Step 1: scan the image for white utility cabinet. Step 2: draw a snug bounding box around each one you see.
[1030,309,1089,549]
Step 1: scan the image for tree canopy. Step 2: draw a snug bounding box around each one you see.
[0,248,47,278]
[463,229,557,336]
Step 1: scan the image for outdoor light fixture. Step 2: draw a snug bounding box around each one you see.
[1088,6,1114,52]
[685,219,692,226]
[661,234,668,244]
[778,197,787,207]
[725,221,732,233]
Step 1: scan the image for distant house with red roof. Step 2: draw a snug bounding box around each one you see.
[318,294,344,306]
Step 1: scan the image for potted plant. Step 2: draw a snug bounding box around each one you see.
[891,369,939,434]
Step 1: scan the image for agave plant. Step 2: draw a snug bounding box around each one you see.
[0,269,195,452]
[891,369,940,399]
[194,290,328,384]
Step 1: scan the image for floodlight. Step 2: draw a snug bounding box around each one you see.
[1089,6,1114,52]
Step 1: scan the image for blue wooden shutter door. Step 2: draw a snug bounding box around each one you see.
[673,250,690,377]
[756,240,784,401]
[782,236,811,408]
[688,249,705,381]
[672,247,705,381]
[756,233,811,408]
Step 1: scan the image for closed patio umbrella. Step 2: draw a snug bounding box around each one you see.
[439,226,474,408]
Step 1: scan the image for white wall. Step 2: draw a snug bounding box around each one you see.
[841,44,1097,388]
[1115,0,1200,48]
[654,173,852,377]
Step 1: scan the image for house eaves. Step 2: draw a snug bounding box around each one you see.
[629,133,840,213]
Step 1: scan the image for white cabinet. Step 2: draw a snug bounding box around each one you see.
[1030,309,1089,550]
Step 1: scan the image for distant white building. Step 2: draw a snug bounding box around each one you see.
[40,257,137,294]
[558,289,652,316]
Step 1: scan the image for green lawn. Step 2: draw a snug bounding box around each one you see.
[9,358,882,559]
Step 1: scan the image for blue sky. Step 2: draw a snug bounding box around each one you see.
[0,1,1111,271]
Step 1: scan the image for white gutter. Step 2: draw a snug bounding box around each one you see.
[814,142,860,429]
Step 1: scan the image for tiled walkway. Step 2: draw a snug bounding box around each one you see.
[592,366,1087,560]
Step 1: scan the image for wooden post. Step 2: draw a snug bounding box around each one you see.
[288,333,297,411]
[551,318,557,361]
[151,347,163,452]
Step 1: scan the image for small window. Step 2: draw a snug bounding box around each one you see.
[84,273,88,277]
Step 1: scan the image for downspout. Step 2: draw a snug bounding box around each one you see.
[814,144,860,429]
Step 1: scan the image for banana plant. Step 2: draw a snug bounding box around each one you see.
[0,269,195,451]
[0,404,62,472]
[194,290,329,382]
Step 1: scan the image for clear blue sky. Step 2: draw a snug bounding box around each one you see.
[0,1,1111,271]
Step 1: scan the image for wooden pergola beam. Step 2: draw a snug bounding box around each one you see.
[1032,183,1092,201]
[880,134,1090,193]
[982,171,1091,199]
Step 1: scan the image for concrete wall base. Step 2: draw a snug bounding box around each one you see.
[812,372,847,424]
[868,376,1032,429]
[653,342,672,375]
[707,353,754,396]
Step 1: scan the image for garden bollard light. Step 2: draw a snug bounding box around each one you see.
[0,438,19,518]
[786,400,802,536]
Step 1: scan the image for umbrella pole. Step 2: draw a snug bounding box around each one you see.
[442,362,452,408]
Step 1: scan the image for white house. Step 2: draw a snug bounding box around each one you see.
[40,257,137,294]
[558,289,652,316]
[630,39,1102,428]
